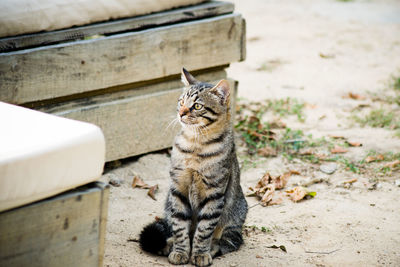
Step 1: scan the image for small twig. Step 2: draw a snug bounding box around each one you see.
[305,248,341,255]
[249,202,261,209]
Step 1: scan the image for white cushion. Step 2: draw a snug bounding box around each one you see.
[0,0,208,38]
[0,102,105,212]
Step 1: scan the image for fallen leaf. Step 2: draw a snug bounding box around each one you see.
[331,146,348,154]
[329,135,345,139]
[132,175,151,189]
[365,156,376,163]
[269,119,286,129]
[343,178,358,184]
[365,155,385,163]
[147,185,159,200]
[267,245,287,253]
[268,196,283,206]
[299,149,313,155]
[255,255,263,259]
[319,53,335,59]
[290,170,301,175]
[286,187,316,202]
[257,146,277,157]
[384,160,400,168]
[346,141,362,147]
[345,92,366,100]
[260,185,275,206]
[255,173,272,190]
[248,36,261,42]
[274,172,292,189]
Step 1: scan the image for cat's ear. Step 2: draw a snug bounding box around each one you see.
[210,79,230,105]
[181,67,198,86]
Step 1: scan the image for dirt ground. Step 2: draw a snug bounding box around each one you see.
[100,0,400,266]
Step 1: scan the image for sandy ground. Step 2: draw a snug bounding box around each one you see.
[100,0,400,266]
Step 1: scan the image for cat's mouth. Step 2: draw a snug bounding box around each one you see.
[180,118,197,125]
[179,115,199,126]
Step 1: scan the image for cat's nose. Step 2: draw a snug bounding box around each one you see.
[179,106,189,117]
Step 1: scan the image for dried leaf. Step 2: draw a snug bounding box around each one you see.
[346,141,362,147]
[384,160,400,168]
[345,92,366,100]
[147,185,159,200]
[331,146,348,154]
[365,155,385,163]
[343,178,358,184]
[268,196,283,206]
[255,173,272,190]
[255,255,263,259]
[260,185,275,206]
[319,53,335,59]
[274,172,292,189]
[329,135,345,139]
[257,146,277,157]
[290,170,301,175]
[286,187,307,202]
[365,156,376,163]
[267,245,287,253]
[269,119,286,129]
[132,175,151,189]
[286,187,316,202]
[248,116,260,125]
[299,149,313,156]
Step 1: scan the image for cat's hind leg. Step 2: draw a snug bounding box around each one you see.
[216,225,244,256]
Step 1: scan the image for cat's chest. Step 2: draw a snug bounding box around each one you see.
[174,135,222,169]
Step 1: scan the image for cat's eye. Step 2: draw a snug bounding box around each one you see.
[193,103,203,110]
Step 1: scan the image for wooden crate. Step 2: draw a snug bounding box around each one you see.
[0,182,109,267]
[0,1,246,161]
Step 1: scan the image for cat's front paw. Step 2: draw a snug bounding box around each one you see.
[191,252,212,267]
[168,250,189,265]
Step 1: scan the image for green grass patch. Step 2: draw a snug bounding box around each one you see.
[353,109,397,128]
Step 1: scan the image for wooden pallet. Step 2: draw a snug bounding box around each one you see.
[0,182,109,267]
[0,1,245,161]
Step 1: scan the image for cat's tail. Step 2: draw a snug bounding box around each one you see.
[139,218,172,254]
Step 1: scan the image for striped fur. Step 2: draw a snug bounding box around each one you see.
[140,69,248,267]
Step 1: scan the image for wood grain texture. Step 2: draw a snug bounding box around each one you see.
[0,182,109,267]
[36,70,237,161]
[0,1,234,52]
[0,14,244,105]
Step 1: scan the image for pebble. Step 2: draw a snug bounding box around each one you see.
[320,163,337,174]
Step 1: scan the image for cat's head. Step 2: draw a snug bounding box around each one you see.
[177,68,230,127]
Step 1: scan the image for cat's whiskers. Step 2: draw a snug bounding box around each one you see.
[165,116,179,131]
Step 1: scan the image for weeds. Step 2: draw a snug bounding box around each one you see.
[351,75,400,136]
[353,109,398,128]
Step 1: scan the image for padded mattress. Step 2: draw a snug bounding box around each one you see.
[0,102,105,212]
[0,0,208,38]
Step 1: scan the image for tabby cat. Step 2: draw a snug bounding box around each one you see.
[139,68,248,267]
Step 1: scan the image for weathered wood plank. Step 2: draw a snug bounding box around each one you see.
[0,182,109,267]
[0,14,244,105]
[98,182,109,267]
[37,70,236,161]
[0,1,234,52]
